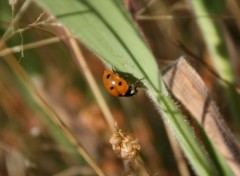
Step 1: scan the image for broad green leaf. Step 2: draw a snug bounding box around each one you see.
[37,0,160,94]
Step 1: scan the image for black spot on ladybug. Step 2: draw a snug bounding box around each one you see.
[110,86,114,90]
[118,81,122,86]
[106,74,111,79]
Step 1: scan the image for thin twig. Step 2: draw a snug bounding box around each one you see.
[5,18,55,41]
[0,0,33,48]
[0,36,62,57]
[136,14,237,21]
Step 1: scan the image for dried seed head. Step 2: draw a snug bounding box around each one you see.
[109,128,141,160]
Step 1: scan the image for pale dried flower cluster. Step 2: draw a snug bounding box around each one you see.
[109,128,141,160]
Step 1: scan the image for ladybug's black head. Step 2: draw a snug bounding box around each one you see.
[123,85,138,97]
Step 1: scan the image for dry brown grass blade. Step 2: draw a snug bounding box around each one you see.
[62,28,115,132]
[162,57,240,175]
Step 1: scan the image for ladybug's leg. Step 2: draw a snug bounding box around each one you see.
[134,78,144,89]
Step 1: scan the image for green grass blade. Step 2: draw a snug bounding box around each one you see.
[190,0,240,125]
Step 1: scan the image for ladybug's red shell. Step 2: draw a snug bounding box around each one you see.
[103,70,138,97]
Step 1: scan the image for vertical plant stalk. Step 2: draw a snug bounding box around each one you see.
[190,0,240,124]
[190,0,234,83]
[62,28,115,132]
[163,122,191,176]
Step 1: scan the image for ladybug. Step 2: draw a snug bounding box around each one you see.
[103,70,141,97]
